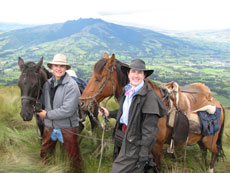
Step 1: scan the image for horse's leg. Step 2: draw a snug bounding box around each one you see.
[35,114,44,137]
[152,142,164,172]
[208,152,217,173]
[198,141,208,170]
[203,135,219,173]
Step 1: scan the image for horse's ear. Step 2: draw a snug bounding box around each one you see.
[36,57,43,72]
[103,52,109,59]
[107,54,115,67]
[18,57,24,71]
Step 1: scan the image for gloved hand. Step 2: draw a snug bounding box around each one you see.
[138,157,149,162]
[136,156,149,168]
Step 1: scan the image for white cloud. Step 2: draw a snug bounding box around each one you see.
[0,0,229,30]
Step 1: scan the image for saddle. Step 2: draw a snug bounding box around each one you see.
[180,83,215,113]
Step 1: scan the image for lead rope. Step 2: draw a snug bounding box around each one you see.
[182,136,189,173]
[97,108,106,173]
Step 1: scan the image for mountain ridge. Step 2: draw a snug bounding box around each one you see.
[1,18,229,62]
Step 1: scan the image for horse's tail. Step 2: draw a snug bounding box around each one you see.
[216,105,225,161]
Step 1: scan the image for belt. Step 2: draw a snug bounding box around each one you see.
[122,124,127,132]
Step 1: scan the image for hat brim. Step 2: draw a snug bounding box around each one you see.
[47,62,71,70]
[121,66,154,78]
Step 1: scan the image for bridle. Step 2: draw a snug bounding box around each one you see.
[20,72,42,113]
[80,63,117,121]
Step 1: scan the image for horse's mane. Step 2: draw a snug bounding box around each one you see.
[94,58,129,87]
[145,78,161,90]
[42,66,52,79]
[20,61,51,85]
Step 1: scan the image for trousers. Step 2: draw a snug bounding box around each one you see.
[40,127,82,172]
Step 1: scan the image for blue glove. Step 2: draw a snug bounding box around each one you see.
[50,128,64,143]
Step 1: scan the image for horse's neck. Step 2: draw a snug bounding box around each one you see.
[40,67,50,87]
[42,66,52,79]
[115,83,126,99]
[145,79,162,98]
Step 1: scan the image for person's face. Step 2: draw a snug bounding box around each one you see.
[51,64,67,80]
[128,69,145,87]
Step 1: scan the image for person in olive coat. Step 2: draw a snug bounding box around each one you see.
[99,59,167,173]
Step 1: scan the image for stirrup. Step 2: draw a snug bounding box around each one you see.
[167,139,174,153]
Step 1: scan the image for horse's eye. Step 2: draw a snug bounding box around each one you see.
[95,78,101,82]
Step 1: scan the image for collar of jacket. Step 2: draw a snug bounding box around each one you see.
[48,72,71,86]
[121,81,150,98]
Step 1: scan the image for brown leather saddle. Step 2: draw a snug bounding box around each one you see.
[172,110,189,143]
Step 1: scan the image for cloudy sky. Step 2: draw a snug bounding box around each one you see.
[0,0,229,31]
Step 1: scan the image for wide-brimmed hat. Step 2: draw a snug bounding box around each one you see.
[121,59,154,78]
[47,53,71,70]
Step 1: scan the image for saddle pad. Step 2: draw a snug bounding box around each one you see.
[198,107,221,136]
[189,112,201,134]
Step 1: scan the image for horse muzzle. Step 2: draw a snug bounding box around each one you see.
[20,110,33,121]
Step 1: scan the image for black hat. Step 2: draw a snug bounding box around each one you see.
[121,59,154,78]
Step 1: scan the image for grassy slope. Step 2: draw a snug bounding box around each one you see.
[0,86,229,172]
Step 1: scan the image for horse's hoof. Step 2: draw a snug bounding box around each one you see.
[208,168,214,173]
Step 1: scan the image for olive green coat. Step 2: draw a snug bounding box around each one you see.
[109,82,167,173]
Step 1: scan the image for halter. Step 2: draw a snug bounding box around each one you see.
[21,72,42,113]
[80,63,117,122]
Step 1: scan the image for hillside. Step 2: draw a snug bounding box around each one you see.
[0,18,229,104]
[162,29,230,43]
[1,18,229,61]
[161,29,230,55]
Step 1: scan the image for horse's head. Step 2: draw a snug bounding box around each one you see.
[18,57,44,121]
[80,53,129,114]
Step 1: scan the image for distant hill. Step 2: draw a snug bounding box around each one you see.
[0,22,36,32]
[161,29,230,55]
[0,18,229,63]
[162,29,230,43]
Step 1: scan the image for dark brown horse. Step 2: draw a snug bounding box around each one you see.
[18,57,51,136]
[18,57,98,135]
[80,54,225,172]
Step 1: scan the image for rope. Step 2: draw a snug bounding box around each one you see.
[60,126,113,143]
[55,115,112,173]
[97,120,106,173]
[182,136,189,173]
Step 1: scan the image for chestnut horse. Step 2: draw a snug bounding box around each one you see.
[80,54,225,172]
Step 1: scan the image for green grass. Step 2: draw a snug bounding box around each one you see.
[0,86,229,172]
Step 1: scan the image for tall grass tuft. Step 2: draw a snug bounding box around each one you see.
[0,86,229,172]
